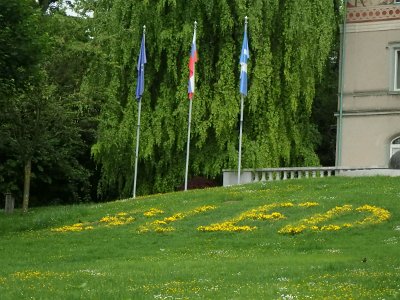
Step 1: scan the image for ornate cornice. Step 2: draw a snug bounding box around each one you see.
[347,5,400,23]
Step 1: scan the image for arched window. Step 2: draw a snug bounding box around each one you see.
[390,136,400,157]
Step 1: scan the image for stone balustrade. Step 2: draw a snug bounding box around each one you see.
[222,167,400,186]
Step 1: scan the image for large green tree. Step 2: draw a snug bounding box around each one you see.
[87,0,337,198]
[0,0,93,211]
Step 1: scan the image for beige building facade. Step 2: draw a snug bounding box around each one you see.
[337,0,400,167]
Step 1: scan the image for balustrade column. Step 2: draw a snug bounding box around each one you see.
[261,171,267,182]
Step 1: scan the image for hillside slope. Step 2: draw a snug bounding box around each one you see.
[0,176,399,299]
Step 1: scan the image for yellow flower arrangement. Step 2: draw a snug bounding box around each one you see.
[51,201,390,236]
[197,222,256,232]
[164,213,185,223]
[198,202,292,233]
[51,211,135,232]
[152,220,167,225]
[139,205,217,233]
[278,225,307,235]
[356,204,391,224]
[280,202,295,207]
[143,208,164,217]
[100,213,135,226]
[193,205,217,213]
[279,204,352,234]
[51,222,93,233]
[243,211,286,221]
[301,205,353,226]
[320,224,341,231]
[298,202,319,207]
[279,204,390,235]
[154,227,175,233]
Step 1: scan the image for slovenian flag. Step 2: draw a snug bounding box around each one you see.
[239,25,249,96]
[188,25,198,100]
[136,32,147,100]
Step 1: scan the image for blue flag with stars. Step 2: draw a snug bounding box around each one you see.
[136,33,147,100]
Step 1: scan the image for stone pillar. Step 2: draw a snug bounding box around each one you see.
[5,192,14,214]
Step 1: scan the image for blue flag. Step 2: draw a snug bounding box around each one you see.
[136,33,147,100]
[239,26,249,96]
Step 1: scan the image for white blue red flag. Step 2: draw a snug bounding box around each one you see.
[136,33,147,100]
[188,25,198,100]
[239,24,249,96]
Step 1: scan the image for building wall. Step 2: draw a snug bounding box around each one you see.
[341,114,400,167]
[337,3,400,167]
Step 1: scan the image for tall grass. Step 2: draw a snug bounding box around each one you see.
[0,176,399,299]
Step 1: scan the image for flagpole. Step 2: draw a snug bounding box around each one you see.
[133,99,142,198]
[238,16,248,185]
[133,25,146,199]
[184,98,193,191]
[238,94,244,185]
[185,21,197,191]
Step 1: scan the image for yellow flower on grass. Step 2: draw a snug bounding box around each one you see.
[13,271,43,279]
[100,213,135,226]
[356,204,391,224]
[11,271,57,280]
[279,204,352,235]
[155,227,175,233]
[51,222,93,233]
[198,221,256,232]
[143,208,164,217]
[279,203,390,235]
[140,205,217,233]
[193,205,217,213]
[152,220,167,225]
[278,225,307,235]
[320,224,341,231]
[281,202,295,207]
[298,202,319,208]
[164,213,184,223]
[199,202,292,233]
[245,211,286,220]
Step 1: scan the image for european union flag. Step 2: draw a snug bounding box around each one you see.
[136,33,147,100]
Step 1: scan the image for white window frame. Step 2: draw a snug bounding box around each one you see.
[388,43,400,92]
[395,0,400,4]
[395,49,400,91]
[390,136,400,157]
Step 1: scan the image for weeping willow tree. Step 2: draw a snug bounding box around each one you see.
[84,0,336,198]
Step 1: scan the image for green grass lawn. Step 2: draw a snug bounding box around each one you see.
[1,176,400,299]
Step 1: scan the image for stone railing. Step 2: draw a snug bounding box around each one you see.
[223,167,400,186]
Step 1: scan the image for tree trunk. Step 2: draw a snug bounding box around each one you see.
[22,158,32,213]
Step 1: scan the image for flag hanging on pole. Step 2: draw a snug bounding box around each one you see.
[133,26,146,198]
[239,22,249,96]
[188,23,198,100]
[136,31,147,100]
[184,21,197,191]
[238,16,249,185]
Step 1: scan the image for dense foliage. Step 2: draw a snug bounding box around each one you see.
[87,0,337,197]
[0,0,94,210]
[0,0,340,207]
